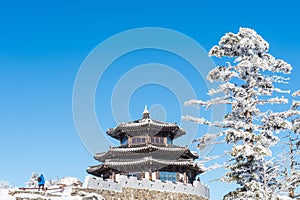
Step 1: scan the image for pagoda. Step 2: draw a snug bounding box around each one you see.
[87,106,205,184]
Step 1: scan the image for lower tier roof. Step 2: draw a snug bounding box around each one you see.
[87,157,205,176]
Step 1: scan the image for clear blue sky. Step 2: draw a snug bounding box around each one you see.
[0,1,299,199]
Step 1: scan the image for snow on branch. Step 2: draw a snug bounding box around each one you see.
[209,27,269,58]
[272,88,290,94]
[292,100,300,110]
[269,110,300,119]
[184,96,232,110]
[207,65,237,82]
[257,96,288,105]
[292,90,300,97]
[270,75,290,84]
[184,99,208,107]
[260,110,300,133]
[207,96,232,108]
[208,82,236,95]
[224,129,253,144]
[193,133,224,150]
[206,162,226,172]
[209,27,292,75]
[198,153,229,164]
[182,115,209,125]
[273,59,292,74]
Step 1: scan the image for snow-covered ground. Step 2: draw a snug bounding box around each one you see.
[0,189,14,200]
[0,176,104,200]
[0,188,104,200]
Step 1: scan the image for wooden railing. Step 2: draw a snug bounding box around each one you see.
[128,136,167,146]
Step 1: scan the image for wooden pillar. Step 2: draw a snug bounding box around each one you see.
[183,172,187,184]
[128,137,132,147]
[176,172,180,182]
[112,171,116,181]
[140,172,145,179]
[149,171,152,180]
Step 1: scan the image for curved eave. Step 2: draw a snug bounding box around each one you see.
[107,119,186,140]
[94,144,189,162]
[86,162,206,177]
[86,164,105,177]
[181,150,199,160]
[88,160,205,176]
[87,164,120,177]
[105,157,204,171]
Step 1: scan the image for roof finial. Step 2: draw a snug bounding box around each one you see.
[142,105,150,119]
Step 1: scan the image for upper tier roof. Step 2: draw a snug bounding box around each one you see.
[94,143,198,162]
[107,106,186,140]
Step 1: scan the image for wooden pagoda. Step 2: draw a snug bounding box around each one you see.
[87,106,205,184]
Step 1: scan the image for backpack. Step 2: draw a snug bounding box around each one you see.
[37,177,41,182]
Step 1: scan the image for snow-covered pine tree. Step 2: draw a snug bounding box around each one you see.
[281,90,300,198]
[284,135,300,198]
[184,28,293,199]
[26,172,39,188]
[0,180,15,189]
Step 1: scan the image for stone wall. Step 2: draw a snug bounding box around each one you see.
[83,175,209,199]
[74,187,208,200]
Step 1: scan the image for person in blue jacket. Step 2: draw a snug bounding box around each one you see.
[38,174,45,191]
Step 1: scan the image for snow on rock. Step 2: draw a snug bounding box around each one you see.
[0,188,104,200]
[0,189,14,200]
[57,177,82,187]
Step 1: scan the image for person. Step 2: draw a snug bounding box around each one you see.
[38,174,45,191]
[197,177,200,182]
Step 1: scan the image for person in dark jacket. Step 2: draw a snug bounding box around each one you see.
[38,174,45,191]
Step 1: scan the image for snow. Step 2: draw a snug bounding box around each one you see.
[0,177,103,199]
[275,195,293,200]
[0,189,14,200]
[0,188,104,200]
[57,177,82,186]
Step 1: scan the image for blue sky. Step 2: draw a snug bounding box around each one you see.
[0,1,299,199]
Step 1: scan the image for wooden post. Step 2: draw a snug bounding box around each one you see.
[183,172,187,184]
[140,172,145,179]
[176,172,180,182]
[112,171,115,181]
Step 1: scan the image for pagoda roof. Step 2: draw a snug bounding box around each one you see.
[87,157,205,175]
[105,157,200,168]
[107,117,186,140]
[94,144,198,162]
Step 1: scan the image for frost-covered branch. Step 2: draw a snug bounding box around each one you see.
[292,101,300,110]
[292,90,300,97]
[182,115,209,125]
[192,133,224,150]
[184,99,208,107]
[257,97,288,105]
